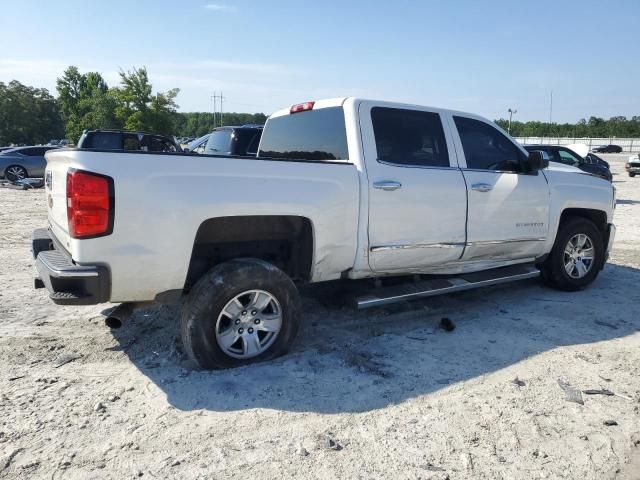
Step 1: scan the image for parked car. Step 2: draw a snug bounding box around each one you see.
[35,97,615,369]
[0,146,60,181]
[183,134,210,154]
[625,154,640,177]
[77,129,182,152]
[202,125,263,156]
[0,147,13,153]
[592,144,623,153]
[524,145,612,181]
[584,152,610,169]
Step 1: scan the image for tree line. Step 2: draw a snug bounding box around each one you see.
[1,66,639,145]
[495,116,640,138]
[0,66,267,146]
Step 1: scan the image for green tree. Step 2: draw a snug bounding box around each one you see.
[0,80,63,145]
[56,66,120,142]
[113,67,180,135]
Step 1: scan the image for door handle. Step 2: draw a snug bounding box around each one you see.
[373,181,402,191]
[471,183,493,192]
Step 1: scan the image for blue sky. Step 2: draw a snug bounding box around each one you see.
[1,0,638,122]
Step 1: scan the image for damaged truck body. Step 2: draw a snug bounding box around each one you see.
[33,98,616,368]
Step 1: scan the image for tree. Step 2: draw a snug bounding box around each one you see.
[56,66,120,142]
[0,81,64,145]
[113,67,180,135]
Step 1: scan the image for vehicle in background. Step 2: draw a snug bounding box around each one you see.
[584,152,610,169]
[625,154,640,177]
[183,134,209,154]
[77,129,182,152]
[203,125,263,156]
[0,146,60,181]
[36,97,616,369]
[524,145,612,181]
[592,144,623,153]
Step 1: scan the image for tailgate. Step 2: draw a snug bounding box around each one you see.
[44,150,72,249]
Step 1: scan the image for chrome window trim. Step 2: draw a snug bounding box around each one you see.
[377,159,459,170]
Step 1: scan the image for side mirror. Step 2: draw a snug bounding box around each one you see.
[527,150,549,172]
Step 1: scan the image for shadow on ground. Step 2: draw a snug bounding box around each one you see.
[110,263,640,414]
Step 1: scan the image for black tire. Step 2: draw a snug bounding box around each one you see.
[540,217,604,291]
[629,173,636,178]
[181,258,301,369]
[4,165,28,182]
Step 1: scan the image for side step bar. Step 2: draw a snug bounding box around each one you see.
[355,264,540,309]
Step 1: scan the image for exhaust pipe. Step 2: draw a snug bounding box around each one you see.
[103,303,135,329]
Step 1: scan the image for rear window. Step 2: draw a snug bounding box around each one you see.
[84,132,123,150]
[258,107,348,161]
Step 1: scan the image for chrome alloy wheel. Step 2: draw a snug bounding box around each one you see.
[563,233,595,279]
[5,166,27,181]
[215,290,283,359]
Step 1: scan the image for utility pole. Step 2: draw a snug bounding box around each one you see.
[507,108,517,134]
[211,92,217,128]
[548,90,553,138]
[219,92,225,126]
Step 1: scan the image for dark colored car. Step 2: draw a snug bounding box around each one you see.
[0,146,60,181]
[592,144,622,153]
[77,129,182,152]
[584,152,610,169]
[524,145,612,181]
[201,125,263,156]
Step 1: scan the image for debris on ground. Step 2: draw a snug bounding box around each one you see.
[439,317,456,332]
[558,379,584,405]
[53,353,82,368]
[583,389,614,396]
[603,420,618,426]
[513,377,526,387]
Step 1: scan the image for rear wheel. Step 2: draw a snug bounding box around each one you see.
[181,258,301,369]
[629,173,636,178]
[540,217,604,291]
[4,165,27,182]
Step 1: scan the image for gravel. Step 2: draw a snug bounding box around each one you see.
[0,154,639,479]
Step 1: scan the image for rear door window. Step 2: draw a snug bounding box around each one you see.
[454,116,524,172]
[87,132,124,150]
[259,107,348,161]
[371,107,449,167]
[204,130,232,154]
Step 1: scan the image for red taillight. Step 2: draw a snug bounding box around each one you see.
[290,101,315,114]
[66,170,113,238]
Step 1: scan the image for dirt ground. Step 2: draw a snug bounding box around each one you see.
[1,154,639,480]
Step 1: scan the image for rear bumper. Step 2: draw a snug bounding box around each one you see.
[32,228,110,305]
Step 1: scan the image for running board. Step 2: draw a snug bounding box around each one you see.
[355,264,540,309]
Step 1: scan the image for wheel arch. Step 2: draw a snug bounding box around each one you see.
[183,215,315,291]
[558,207,609,246]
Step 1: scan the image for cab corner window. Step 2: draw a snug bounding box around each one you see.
[371,107,449,168]
[454,116,524,172]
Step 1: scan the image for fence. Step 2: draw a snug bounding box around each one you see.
[516,137,640,153]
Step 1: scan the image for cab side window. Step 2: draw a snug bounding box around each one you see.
[454,116,524,172]
[371,107,449,168]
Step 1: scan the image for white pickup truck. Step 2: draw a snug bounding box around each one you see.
[33,98,616,369]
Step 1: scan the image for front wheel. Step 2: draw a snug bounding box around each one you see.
[540,217,604,291]
[181,258,301,369]
[629,172,636,178]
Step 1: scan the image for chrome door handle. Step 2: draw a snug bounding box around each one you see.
[373,181,402,191]
[471,183,493,192]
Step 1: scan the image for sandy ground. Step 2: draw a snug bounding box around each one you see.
[1,154,639,480]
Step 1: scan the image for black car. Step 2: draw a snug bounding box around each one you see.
[584,152,610,169]
[524,145,612,181]
[201,125,263,156]
[77,129,182,152]
[592,144,622,153]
